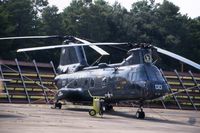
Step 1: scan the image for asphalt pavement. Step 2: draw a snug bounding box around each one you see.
[0,104,199,133]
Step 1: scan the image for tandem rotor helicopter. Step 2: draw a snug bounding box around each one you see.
[1,35,200,119]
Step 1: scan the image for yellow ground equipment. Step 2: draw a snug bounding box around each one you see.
[88,90,105,116]
[89,97,105,116]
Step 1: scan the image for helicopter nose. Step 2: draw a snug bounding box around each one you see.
[147,81,169,98]
[56,87,84,101]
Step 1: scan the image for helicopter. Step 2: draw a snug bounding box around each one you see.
[1,35,200,119]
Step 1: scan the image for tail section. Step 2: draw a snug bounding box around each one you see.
[57,45,88,74]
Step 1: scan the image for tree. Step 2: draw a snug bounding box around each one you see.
[107,2,128,42]
[41,6,65,35]
[0,0,48,60]
[62,0,112,41]
[0,0,200,70]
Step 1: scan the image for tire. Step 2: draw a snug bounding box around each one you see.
[89,109,96,116]
[58,103,62,109]
[136,111,145,119]
[139,111,145,119]
[105,104,113,111]
[55,102,62,109]
[136,111,140,119]
[107,105,113,111]
[99,110,103,116]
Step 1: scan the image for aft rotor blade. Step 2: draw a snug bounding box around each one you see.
[74,37,127,45]
[74,37,90,44]
[0,35,61,40]
[17,42,126,52]
[74,37,109,55]
[155,46,200,70]
[89,45,109,55]
[93,42,126,45]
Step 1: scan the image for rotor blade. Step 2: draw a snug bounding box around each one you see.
[155,46,200,70]
[89,45,109,55]
[0,35,61,40]
[74,37,126,45]
[74,37,109,55]
[17,42,126,52]
[107,45,128,52]
[74,37,90,44]
[92,42,126,45]
[17,44,69,52]
[75,37,127,53]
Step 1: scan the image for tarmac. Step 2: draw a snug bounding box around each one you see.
[0,104,200,133]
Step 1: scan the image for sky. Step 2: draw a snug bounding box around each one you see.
[48,0,200,18]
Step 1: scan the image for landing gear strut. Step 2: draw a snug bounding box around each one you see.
[136,103,145,119]
[104,103,113,112]
[52,100,62,109]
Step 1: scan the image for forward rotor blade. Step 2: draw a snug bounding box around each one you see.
[155,46,200,70]
[74,37,109,55]
[1,35,120,56]
[0,35,61,40]
[17,42,126,52]
[17,44,69,52]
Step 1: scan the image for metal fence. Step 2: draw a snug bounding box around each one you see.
[0,59,200,110]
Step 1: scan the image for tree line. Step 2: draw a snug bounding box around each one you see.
[0,0,200,71]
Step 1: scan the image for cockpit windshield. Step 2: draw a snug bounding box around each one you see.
[131,66,148,81]
[145,65,165,82]
[131,65,164,82]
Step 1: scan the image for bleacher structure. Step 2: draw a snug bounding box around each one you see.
[0,59,57,104]
[0,59,200,110]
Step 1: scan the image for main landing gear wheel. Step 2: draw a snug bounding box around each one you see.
[105,104,113,112]
[136,110,145,119]
[89,109,96,116]
[55,102,62,109]
[135,102,145,119]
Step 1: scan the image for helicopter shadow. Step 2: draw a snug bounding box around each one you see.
[64,107,89,112]
[106,111,195,126]
[62,107,198,126]
[0,114,24,119]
